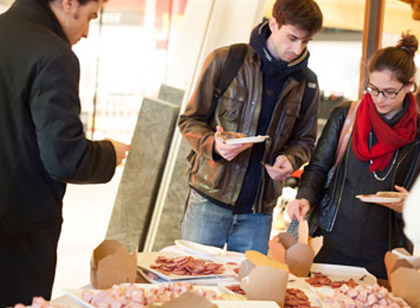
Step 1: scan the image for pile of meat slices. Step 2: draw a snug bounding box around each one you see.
[150,255,225,276]
[305,272,358,288]
[81,282,221,308]
[324,283,405,308]
[284,288,318,308]
[14,297,66,308]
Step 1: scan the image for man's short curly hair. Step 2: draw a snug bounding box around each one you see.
[272,0,323,36]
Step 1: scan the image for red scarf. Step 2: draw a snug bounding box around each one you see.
[351,92,417,172]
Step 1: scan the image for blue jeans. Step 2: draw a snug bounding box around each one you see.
[181,190,273,254]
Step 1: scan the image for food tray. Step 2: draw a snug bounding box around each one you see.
[137,252,237,282]
[65,286,280,308]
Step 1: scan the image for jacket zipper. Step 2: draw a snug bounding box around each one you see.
[255,79,298,213]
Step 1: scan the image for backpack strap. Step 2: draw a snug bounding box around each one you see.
[204,43,248,123]
[298,68,317,115]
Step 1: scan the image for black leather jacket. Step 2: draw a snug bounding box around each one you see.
[297,101,420,233]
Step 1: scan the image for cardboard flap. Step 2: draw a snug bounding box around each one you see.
[285,243,315,277]
[390,267,420,308]
[268,236,287,263]
[391,248,420,268]
[384,251,400,284]
[90,240,137,289]
[238,259,256,280]
[240,265,288,306]
[309,236,323,256]
[392,248,411,256]
[297,219,309,244]
[385,251,415,275]
[276,233,297,249]
[245,250,288,271]
[93,239,123,265]
[147,292,217,308]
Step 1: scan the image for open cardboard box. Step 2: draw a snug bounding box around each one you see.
[237,250,288,307]
[90,239,137,289]
[384,248,420,308]
[268,220,323,277]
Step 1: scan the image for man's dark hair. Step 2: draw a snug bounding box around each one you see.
[43,0,102,4]
[272,0,323,35]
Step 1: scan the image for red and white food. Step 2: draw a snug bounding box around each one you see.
[81,282,221,308]
[150,255,225,276]
[284,288,318,308]
[324,283,405,308]
[14,297,67,308]
[305,272,358,288]
[225,284,246,295]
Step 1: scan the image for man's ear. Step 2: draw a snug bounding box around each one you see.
[268,17,280,32]
[61,0,79,13]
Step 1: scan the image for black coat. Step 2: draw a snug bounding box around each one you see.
[0,0,116,305]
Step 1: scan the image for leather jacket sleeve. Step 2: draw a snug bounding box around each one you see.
[178,48,227,161]
[282,86,320,170]
[296,101,351,206]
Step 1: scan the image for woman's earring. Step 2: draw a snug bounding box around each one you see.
[410,82,417,93]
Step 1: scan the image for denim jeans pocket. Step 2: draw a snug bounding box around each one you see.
[189,189,209,205]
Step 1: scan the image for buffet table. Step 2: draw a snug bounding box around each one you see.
[47,242,410,308]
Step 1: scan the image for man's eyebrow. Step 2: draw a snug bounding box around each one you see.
[289,33,313,41]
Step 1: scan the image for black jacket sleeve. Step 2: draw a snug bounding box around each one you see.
[30,51,116,183]
[296,101,351,206]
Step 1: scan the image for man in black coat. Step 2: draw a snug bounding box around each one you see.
[0,0,128,305]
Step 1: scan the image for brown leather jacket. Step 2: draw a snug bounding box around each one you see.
[178,45,319,213]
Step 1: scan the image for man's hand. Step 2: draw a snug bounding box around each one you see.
[376,185,409,214]
[106,138,129,166]
[264,155,293,180]
[287,198,310,221]
[214,126,252,161]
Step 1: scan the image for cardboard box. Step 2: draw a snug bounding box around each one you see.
[238,250,289,307]
[268,221,323,277]
[384,248,420,308]
[90,239,137,289]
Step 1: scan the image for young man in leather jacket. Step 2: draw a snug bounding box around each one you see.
[178,0,323,254]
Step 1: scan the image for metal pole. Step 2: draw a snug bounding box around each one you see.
[358,0,385,99]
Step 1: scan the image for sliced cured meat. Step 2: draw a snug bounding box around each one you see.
[284,288,318,308]
[150,255,225,276]
[305,272,358,288]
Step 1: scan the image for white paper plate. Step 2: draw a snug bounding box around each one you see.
[310,263,377,286]
[356,194,401,203]
[224,135,269,145]
[174,240,225,257]
[137,252,236,281]
[64,289,95,308]
[138,267,238,286]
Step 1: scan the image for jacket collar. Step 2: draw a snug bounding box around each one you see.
[9,0,70,44]
[250,21,309,82]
